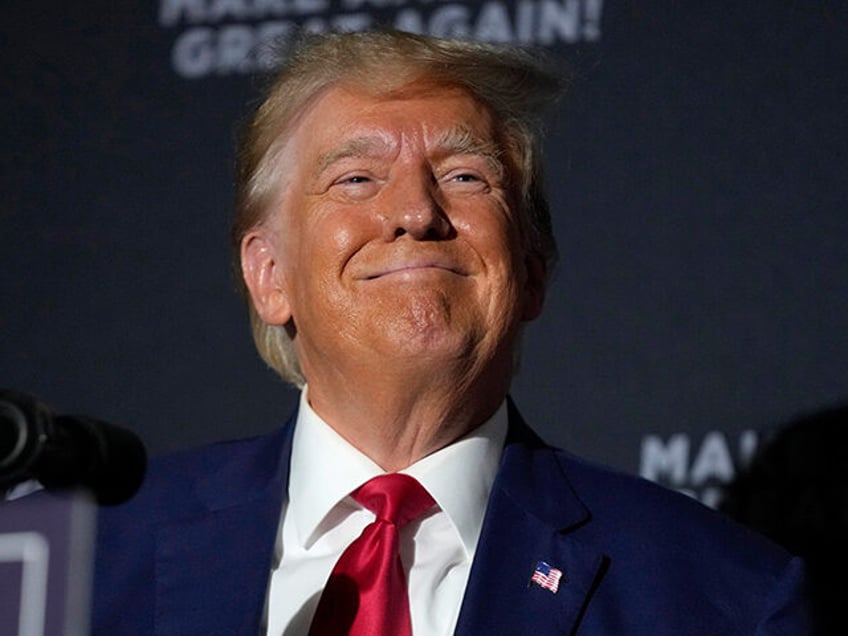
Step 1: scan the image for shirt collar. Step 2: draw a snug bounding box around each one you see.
[403,401,507,558]
[287,386,507,557]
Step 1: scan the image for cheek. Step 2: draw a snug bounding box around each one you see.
[328,224,358,258]
[461,208,525,271]
[302,205,375,285]
[468,213,530,314]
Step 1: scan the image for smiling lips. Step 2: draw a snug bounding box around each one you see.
[360,260,468,280]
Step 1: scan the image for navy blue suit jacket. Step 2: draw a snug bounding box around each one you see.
[93,402,811,634]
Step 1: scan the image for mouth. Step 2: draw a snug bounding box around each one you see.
[361,262,467,280]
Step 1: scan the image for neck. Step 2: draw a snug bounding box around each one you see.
[303,356,511,472]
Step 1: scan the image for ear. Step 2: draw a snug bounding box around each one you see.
[240,230,292,326]
[520,253,547,322]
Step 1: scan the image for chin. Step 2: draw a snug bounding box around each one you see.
[389,325,468,354]
[373,317,477,361]
[361,290,496,357]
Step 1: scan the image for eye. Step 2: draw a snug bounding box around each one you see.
[336,175,371,185]
[442,169,490,193]
[330,173,375,190]
[329,172,380,201]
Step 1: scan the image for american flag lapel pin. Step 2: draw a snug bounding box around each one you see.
[529,560,563,594]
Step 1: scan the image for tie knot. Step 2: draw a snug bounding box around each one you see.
[352,473,434,529]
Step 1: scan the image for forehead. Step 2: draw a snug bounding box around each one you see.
[287,81,498,157]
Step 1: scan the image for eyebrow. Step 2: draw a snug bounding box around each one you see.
[431,125,506,179]
[316,135,392,175]
[315,125,506,178]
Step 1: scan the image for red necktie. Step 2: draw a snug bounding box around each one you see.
[308,473,435,636]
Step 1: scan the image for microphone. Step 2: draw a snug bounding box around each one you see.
[0,389,147,505]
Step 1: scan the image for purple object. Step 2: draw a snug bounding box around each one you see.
[0,490,95,636]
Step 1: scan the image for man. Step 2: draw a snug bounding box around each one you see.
[94,30,811,634]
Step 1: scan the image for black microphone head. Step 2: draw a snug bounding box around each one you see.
[0,388,147,505]
[39,415,147,506]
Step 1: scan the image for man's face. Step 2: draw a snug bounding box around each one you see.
[243,80,545,386]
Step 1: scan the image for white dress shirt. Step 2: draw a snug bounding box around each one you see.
[264,387,507,635]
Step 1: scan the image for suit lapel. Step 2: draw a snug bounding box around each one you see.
[154,417,296,636]
[455,404,607,635]
[143,404,605,634]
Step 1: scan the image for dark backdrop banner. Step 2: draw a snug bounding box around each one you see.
[2,1,846,508]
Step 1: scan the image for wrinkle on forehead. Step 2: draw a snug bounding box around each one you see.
[316,135,393,174]
[315,120,506,181]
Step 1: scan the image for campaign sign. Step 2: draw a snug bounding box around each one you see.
[0,491,95,636]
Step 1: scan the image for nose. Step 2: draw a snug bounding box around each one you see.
[382,174,452,241]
